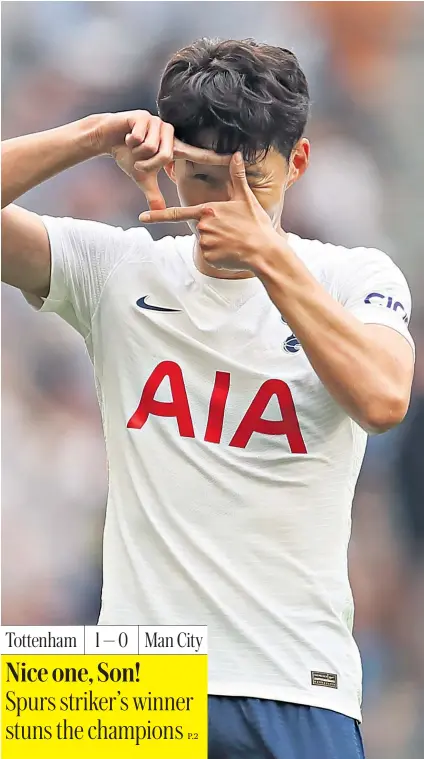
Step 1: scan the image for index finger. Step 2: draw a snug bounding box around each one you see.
[173,138,231,166]
[139,204,206,223]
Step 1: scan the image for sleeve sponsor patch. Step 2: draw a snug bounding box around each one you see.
[364,293,409,324]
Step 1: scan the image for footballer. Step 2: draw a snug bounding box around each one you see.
[1,38,415,758]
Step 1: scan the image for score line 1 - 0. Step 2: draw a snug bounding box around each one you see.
[1,626,208,655]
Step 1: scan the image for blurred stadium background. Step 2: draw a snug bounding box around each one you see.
[2,2,424,756]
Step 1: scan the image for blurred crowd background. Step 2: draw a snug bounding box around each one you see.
[2,3,424,756]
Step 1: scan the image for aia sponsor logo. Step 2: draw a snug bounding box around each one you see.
[127,361,307,453]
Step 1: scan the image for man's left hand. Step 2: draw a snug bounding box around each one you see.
[139,153,281,272]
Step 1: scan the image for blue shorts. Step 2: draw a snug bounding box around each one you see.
[208,696,365,759]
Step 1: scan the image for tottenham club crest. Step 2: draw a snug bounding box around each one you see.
[283,333,302,353]
[281,316,301,354]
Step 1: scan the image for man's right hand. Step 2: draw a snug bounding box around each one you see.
[93,111,231,210]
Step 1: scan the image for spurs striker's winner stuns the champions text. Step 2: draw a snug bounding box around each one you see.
[2,39,415,759]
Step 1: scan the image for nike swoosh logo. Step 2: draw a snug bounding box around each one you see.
[136,296,181,313]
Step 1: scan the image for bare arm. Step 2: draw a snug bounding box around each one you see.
[1,117,101,298]
[259,253,414,433]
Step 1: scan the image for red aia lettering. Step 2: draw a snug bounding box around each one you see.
[127,360,195,437]
[127,362,307,452]
[204,371,231,443]
[229,379,307,452]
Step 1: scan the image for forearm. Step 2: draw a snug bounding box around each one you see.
[1,116,102,208]
[256,242,408,432]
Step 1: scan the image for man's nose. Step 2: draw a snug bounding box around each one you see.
[222,180,232,201]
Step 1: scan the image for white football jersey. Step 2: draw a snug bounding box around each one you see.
[38,216,414,721]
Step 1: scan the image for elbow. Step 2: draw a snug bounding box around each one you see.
[360,392,410,434]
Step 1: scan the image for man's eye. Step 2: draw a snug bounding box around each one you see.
[193,174,210,182]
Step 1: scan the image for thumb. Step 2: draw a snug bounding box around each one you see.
[229,152,251,199]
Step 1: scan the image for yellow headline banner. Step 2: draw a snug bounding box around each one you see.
[1,626,207,759]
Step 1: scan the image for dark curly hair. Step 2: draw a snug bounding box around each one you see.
[157,38,310,162]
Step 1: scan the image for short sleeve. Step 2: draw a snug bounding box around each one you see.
[333,247,414,353]
[38,216,152,338]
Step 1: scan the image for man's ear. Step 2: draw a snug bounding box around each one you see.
[286,138,310,190]
[164,162,177,184]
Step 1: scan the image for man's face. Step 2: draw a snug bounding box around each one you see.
[171,146,291,234]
